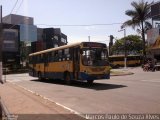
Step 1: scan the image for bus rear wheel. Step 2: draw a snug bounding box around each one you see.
[38,72,43,81]
[64,72,71,84]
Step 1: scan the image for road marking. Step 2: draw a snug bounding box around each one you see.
[140,80,160,83]
[6,78,32,82]
[5,74,37,82]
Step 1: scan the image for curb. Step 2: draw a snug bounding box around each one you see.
[111,72,134,76]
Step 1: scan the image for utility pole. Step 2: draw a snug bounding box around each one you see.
[124,28,127,69]
[88,36,90,42]
[0,5,3,83]
[118,28,127,69]
[109,35,114,56]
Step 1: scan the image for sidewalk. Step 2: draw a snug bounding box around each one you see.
[0,82,85,120]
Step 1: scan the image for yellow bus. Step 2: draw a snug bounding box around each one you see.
[29,42,110,84]
[109,55,142,68]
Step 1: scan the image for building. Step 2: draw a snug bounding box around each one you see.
[31,27,67,53]
[2,14,37,68]
[43,28,67,48]
[147,1,160,62]
[2,23,20,68]
[2,14,33,25]
[147,27,160,61]
[3,14,37,44]
[2,14,68,68]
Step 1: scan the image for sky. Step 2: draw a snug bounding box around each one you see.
[0,0,159,45]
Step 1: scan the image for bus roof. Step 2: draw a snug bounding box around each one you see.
[29,42,106,56]
[29,42,81,56]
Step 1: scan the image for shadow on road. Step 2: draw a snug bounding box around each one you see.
[31,79,127,91]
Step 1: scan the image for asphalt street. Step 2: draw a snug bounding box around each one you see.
[5,67,160,114]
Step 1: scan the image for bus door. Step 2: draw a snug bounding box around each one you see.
[31,56,36,77]
[44,53,49,78]
[73,47,80,80]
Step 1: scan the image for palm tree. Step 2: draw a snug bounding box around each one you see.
[136,21,152,34]
[122,0,153,60]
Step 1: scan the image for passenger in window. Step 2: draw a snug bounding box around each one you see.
[87,56,93,66]
[55,53,58,61]
[82,55,88,65]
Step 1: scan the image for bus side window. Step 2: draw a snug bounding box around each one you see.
[54,51,58,62]
[40,54,44,63]
[33,56,36,64]
[67,49,71,60]
[29,56,32,64]
[62,49,65,61]
[51,51,54,62]
[58,50,62,61]
[70,48,73,60]
[35,55,38,63]
[37,55,40,63]
[39,55,41,63]
[64,48,70,61]
[48,52,51,62]
[68,48,72,60]
[45,53,49,63]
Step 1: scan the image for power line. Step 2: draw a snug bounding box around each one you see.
[6,0,23,29]
[3,0,24,29]
[10,0,19,14]
[15,0,24,14]
[36,23,123,27]
[2,0,19,22]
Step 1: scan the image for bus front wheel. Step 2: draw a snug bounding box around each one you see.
[87,80,94,84]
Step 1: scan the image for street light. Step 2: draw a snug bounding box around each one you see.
[88,36,90,42]
[118,28,127,69]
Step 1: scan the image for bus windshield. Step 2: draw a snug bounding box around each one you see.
[81,48,108,66]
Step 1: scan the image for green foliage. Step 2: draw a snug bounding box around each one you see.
[20,41,31,64]
[122,0,153,57]
[111,35,143,55]
[123,0,152,29]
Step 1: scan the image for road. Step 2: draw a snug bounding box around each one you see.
[5,67,160,114]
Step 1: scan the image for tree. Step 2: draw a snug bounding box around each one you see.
[20,41,31,67]
[136,21,152,34]
[122,0,153,60]
[111,35,143,55]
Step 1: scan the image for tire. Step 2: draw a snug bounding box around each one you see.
[115,64,120,68]
[64,72,71,84]
[38,72,43,80]
[87,80,94,84]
